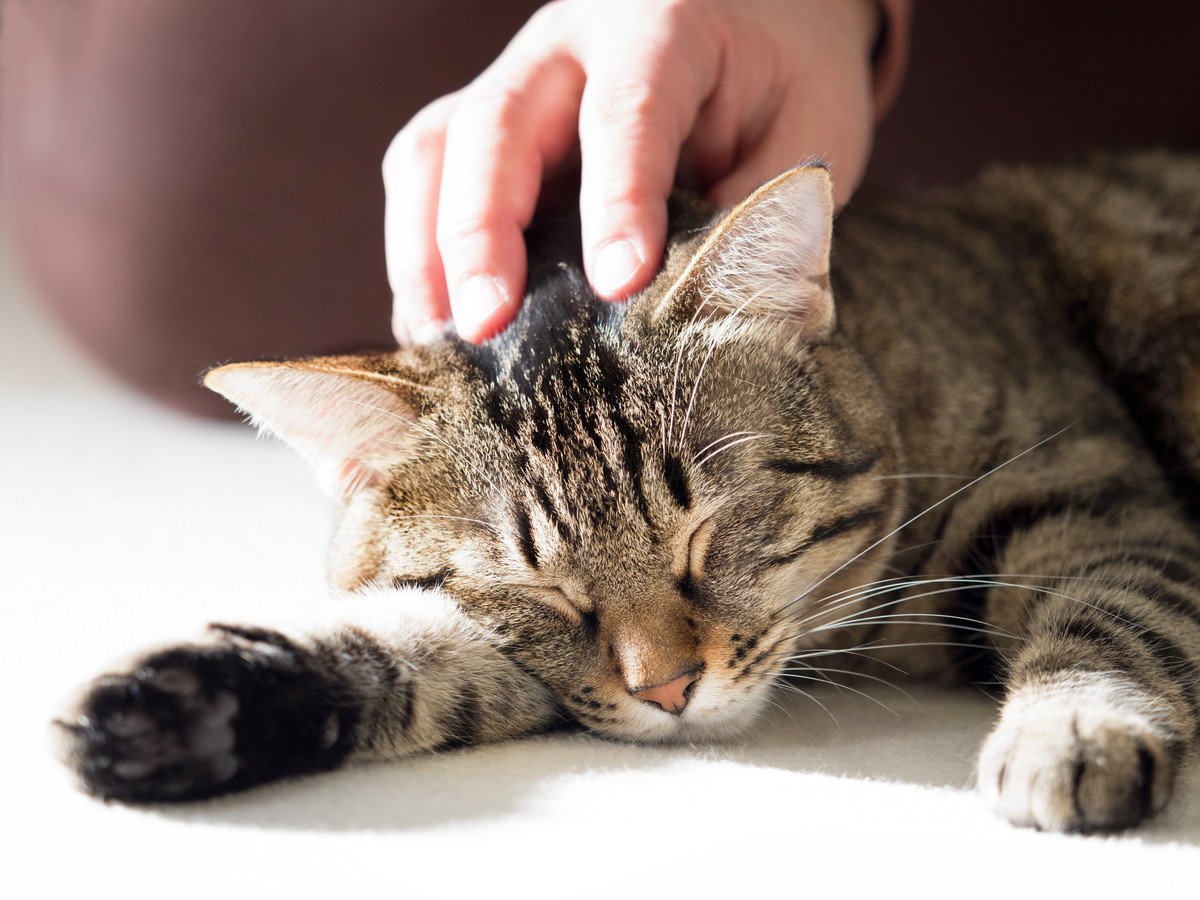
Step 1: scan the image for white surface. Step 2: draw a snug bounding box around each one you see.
[4,241,1200,899]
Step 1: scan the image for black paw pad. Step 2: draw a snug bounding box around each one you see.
[59,629,361,803]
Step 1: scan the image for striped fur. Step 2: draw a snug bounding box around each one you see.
[59,153,1200,831]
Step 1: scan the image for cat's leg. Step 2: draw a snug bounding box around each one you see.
[962,483,1200,831]
[56,587,560,803]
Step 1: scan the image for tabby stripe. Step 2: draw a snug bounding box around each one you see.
[944,480,1142,682]
[483,389,521,438]
[611,407,654,527]
[975,480,1142,553]
[763,449,883,482]
[1075,549,1200,591]
[390,568,455,591]
[435,684,484,751]
[339,626,406,748]
[663,453,692,509]
[766,506,884,568]
[533,479,573,542]
[529,401,552,453]
[1042,608,1200,721]
[1071,554,1200,632]
[1145,581,1200,634]
[594,342,654,527]
[514,505,539,569]
[733,633,791,683]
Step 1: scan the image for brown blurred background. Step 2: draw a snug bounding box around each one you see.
[2,1,1198,416]
[870,2,1200,188]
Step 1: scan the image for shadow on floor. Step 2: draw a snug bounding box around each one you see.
[154,683,1200,844]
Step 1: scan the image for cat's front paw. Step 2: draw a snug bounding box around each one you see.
[978,681,1177,832]
[56,626,359,803]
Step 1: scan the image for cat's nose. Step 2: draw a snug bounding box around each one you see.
[631,668,701,716]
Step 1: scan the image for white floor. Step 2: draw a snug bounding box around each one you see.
[4,237,1199,898]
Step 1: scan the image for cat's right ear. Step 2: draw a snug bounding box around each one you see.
[203,356,430,498]
[641,164,836,341]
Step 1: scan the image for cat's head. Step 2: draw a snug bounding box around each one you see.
[206,165,902,742]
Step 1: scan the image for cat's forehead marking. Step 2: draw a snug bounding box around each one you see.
[449,267,700,544]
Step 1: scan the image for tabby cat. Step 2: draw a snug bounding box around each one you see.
[58,152,1200,832]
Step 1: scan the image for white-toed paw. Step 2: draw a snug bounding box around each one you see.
[979,684,1177,832]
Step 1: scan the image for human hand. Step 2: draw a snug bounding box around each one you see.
[384,0,895,345]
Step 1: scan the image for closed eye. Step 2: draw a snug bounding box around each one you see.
[677,516,716,599]
[687,517,716,580]
[522,584,593,625]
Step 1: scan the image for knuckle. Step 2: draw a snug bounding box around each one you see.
[583,79,660,131]
[383,102,452,176]
[436,214,501,262]
[584,180,658,217]
[454,83,530,138]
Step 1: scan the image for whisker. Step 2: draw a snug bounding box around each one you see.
[771,683,843,733]
[776,675,900,716]
[692,430,762,462]
[788,574,1049,632]
[390,514,502,535]
[773,663,914,700]
[810,614,1012,640]
[774,423,1078,619]
[666,296,720,453]
[871,473,976,481]
[695,433,773,469]
[675,285,767,453]
[791,640,992,660]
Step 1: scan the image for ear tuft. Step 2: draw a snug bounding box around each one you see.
[204,358,425,498]
[654,165,836,340]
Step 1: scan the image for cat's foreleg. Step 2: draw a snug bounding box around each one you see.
[57,587,560,803]
[973,511,1200,831]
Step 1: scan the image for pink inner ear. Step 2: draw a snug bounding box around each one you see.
[335,432,390,496]
[336,459,381,496]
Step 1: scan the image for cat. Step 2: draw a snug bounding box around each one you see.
[57,152,1200,832]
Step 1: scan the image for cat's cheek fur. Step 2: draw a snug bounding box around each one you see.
[978,674,1178,832]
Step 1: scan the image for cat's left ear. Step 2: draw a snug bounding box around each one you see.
[647,164,835,340]
[204,355,430,498]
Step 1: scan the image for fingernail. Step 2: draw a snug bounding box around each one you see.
[452,276,507,341]
[394,307,448,347]
[593,238,643,297]
[411,315,449,346]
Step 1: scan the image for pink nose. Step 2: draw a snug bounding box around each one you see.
[631,669,701,716]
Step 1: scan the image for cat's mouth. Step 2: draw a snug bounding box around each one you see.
[581,668,780,744]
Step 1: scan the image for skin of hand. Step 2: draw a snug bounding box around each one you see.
[383,0,884,345]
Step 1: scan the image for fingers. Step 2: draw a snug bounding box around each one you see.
[387,0,879,345]
[384,95,457,345]
[387,0,731,343]
[435,53,584,341]
[575,9,724,299]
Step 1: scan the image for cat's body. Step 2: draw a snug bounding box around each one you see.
[60,152,1200,831]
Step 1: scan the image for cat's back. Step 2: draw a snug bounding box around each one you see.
[832,151,1200,506]
[835,151,1200,333]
